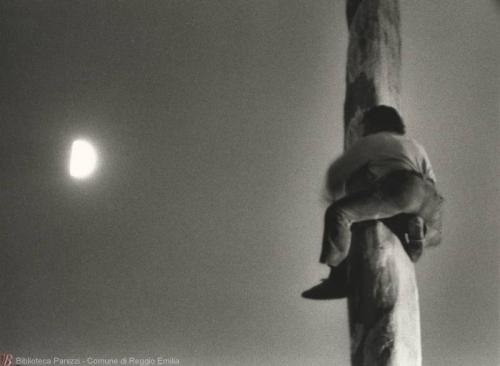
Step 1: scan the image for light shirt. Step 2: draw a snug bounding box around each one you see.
[329,132,436,195]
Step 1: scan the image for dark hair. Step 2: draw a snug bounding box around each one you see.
[361,105,406,136]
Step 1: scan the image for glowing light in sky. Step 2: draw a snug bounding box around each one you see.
[69,139,98,179]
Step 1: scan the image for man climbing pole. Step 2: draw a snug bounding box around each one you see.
[310,0,441,364]
[302,105,444,300]
[300,0,447,363]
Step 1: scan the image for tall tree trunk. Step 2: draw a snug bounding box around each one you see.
[344,1,422,365]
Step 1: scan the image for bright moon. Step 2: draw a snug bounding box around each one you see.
[69,139,98,179]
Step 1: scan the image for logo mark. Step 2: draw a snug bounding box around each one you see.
[0,353,13,366]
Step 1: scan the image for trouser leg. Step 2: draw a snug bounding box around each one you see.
[382,180,443,250]
[320,171,427,266]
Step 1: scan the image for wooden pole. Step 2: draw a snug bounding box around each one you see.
[343,1,422,365]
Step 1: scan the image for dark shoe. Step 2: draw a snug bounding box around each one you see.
[301,265,348,300]
[301,278,347,300]
[404,216,425,262]
[404,239,423,263]
[408,216,425,240]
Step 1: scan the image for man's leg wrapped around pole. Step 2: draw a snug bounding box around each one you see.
[322,170,432,267]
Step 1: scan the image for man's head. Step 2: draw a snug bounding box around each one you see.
[361,105,406,136]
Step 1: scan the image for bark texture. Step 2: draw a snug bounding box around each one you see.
[344,1,422,365]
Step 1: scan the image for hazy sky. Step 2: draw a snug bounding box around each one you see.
[1,1,498,365]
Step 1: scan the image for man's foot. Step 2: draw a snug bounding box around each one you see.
[301,278,347,300]
[301,265,348,300]
[404,216,425,262]
[404,239,423,263]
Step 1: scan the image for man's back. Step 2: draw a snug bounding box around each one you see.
[358,132,436,182]
[326,131,436,200]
